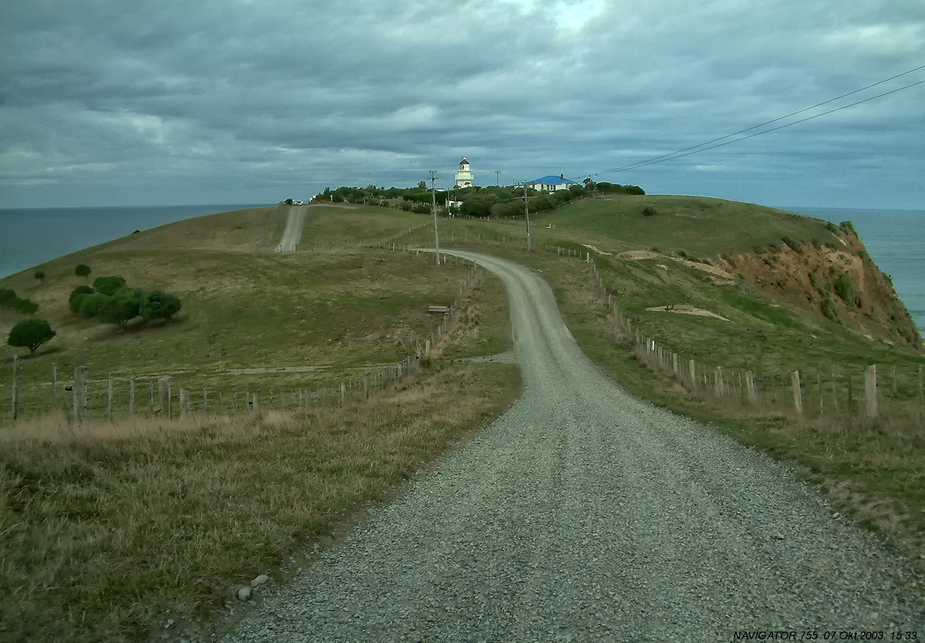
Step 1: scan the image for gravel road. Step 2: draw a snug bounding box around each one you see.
[274,205,308,252]
[225,251,923,641]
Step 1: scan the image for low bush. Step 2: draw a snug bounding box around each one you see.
[821,297,840,322]
[0,289,39,314]
[780,236,802,254]
[642,206,658,217]
[833,272,855,304]
[92,276,128,296]
[140,291,182,322]
[68,285,95,313]
[79,293,111,317]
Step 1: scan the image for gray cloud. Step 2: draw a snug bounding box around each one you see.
[1,0,923,208]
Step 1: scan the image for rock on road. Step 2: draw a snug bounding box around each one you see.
[225,251,923,641]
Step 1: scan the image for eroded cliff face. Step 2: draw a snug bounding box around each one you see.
[720,227,922,350]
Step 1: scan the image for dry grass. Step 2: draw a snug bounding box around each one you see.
[0,362,521,643]
[0,205,522,642]
[503,244,925,568]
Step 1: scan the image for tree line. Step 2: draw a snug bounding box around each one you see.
[311,180,645,218]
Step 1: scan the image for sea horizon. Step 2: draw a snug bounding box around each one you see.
[0,204,267,280]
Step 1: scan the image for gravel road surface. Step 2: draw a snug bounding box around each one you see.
[225,251,923,641]
[274,205,308,252]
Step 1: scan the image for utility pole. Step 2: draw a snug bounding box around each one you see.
[430,171,441,265]
[519,181,534,252]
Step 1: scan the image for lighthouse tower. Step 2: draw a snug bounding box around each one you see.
[454,156,473,189]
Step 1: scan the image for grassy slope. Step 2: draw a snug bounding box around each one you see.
[2,197,923,640]
[423,198,925,569]
[0,205,520,642]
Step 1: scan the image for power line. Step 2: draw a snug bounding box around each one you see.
[595,63,925,176]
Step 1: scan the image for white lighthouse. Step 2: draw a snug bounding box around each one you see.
[454,156,473,189]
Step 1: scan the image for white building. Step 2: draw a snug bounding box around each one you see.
[528,174,579,192]
[455,156,473,188]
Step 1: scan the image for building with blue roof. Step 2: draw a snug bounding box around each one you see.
[528,174,579,192]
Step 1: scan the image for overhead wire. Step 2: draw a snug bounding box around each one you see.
[592,63,925,177]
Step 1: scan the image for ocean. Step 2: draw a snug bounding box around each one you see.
[1,204,923,334]
[0,205,264,280]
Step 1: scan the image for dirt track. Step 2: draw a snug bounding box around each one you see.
[274,205,308,252]
[225,251,923,641]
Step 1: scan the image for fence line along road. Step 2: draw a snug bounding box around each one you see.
[225,251,923,642]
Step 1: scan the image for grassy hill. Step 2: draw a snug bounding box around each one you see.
[1,196,922,641]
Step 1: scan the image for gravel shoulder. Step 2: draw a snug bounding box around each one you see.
[225,251,924,642]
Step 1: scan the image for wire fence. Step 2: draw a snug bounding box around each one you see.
[2,255,478,427]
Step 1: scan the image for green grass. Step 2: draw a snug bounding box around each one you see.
[0,208,476,422]
[475,237,925,569]
[2,196,924,641]
[532,193,841,256]
[0,205,522,641]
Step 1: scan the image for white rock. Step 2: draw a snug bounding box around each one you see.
[251,574,270,587]
[237,586,252,601]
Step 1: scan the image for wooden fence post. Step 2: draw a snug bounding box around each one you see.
[108,372,114,422]
[203,389,208,414]
[158,378,171,419]
[689,359,697,390]
[847,374,853,421]
[150,382,155,414]
[865,365,877,420]
[180,387,190,416]
[253,390,260,415]
[12,356,18,422]
[746,371,758,406]
[74,366,88,424]
[52,362,57,411]
[130,377,135,417]
[831,372,838,413]
[791,370,803,416]
[714,366,724,397]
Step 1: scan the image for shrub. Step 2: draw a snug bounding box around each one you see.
[7,318,56,355]
[833,272,855,304]
[75,264,91,279]
[840,221,856,233]
[98,292,141,327]
[411,203,431,214]
[140,291,182,321]
[68,285,95,313]
[10,298,39,314]
[0,289,38,314]
[821,298,840,322]
[642,206,658,217]
[79,293,110,317]
[825,222,838,233]
[92,276,128,296]
[34,270,45,283]
[780,236,802,254]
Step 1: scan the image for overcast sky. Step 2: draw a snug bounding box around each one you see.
[1,0,923,210]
